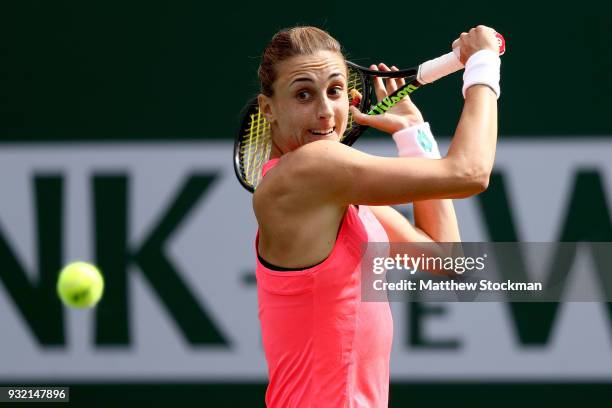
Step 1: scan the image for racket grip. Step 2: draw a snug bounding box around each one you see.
[417,32,506,85]
[417,52,464,84]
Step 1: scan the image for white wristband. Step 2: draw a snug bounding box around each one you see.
[392,122,441,159]
[462,49,501,99]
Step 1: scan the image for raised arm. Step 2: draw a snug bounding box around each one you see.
[274,26,499,207]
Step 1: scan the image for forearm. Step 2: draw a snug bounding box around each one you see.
[447,85,498,177]
[415,89,495,239]
[390,122,461,242]
[413,198,461,242]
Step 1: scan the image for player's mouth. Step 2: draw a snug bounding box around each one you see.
[309,127,335,136]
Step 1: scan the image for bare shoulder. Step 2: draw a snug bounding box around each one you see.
[288,139,361,176]
[252,146,347,268]
[254,140,358,210]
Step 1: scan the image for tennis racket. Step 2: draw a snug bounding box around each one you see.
[234,33,506,193]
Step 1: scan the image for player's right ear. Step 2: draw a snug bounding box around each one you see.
[258,94,276,123]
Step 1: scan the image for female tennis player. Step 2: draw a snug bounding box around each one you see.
[253,26,501,407]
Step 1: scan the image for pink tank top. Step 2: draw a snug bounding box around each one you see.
[255,158,393,407]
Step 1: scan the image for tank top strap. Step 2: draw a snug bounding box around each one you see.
[262,158,281,177]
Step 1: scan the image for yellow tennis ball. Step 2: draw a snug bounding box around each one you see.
[57,262,104,308]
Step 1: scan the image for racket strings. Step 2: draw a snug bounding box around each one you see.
[345,66,365,141]
[241,110,270,188]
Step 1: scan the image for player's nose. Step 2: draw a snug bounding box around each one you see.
[317,96,334,120]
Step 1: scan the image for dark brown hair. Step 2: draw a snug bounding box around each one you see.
[258,26,344,96]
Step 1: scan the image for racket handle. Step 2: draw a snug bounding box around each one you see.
[417,32,506,85]
[417,52,464,84]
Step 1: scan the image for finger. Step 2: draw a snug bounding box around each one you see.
[475,24,493,34]
[350,106,392,132]
[350,105,377,126]
[391,66,405,88]
[349,106,367,125]
[349,88,362,107]
[453,32,468,49]
[458,32,469,63]
[379,63,397,94]
[371,64,387,101]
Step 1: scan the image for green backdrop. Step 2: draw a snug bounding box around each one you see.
[1,0,611,141]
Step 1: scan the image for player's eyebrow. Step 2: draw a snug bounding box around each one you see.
[290,72,344,87]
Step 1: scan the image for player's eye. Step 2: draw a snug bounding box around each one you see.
[296,90,311,101]
[328,86,344,98]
